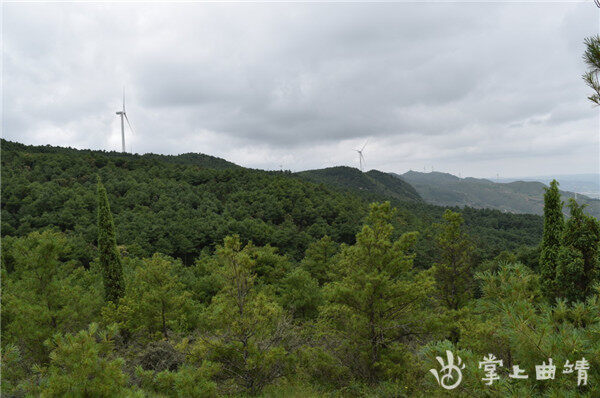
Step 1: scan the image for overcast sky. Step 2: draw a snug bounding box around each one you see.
[3,2,599,178]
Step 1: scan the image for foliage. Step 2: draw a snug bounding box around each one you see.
[300,235,339,285]
[317,202,440,384]
[38,323,130,397]
[556,199,600,302]
[298,166,423,203]
[278,267,322,319]
[103,254,197,341]
[1,231,103,366]
[432,209,475,344]
[540,179,564,299]
[433,209,475,311]
[196,236,293,394]
[1,139,369,263]
[136,364,218,398]
[137,340,184,372]
[1,139,542,266]
[540,183,600,303]
[455,264,600,397]
[5,140,590,397]
[583,35,600,105]
[97,177,125,302]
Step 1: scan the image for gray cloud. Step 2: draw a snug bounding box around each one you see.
[3,2,598,178]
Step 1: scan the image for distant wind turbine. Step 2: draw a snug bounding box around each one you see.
[355,139,369,172]
[116,88,135,153]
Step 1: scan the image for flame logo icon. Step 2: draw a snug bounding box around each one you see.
[429,350,465,390]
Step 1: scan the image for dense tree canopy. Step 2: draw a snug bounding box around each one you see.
[1,139,542,269]
[4,140,595,397]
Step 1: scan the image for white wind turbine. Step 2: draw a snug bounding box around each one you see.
[116,89,135,153]
[355,139,368,172]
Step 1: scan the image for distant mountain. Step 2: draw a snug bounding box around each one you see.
[498,174,600,199]
[396,171,600,218]
[297,166,422,203]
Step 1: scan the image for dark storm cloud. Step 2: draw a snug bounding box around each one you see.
[3,2,598,177]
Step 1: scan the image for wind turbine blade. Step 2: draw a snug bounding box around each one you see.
[122,87,126,112]
[124,113,135,135]
[361,138,369,151]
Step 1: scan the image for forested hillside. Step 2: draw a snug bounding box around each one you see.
[399,170,600,217]
[1,140,366,265]
[499,174,600,199]
[3,140,599,397]
[297,166,422,203]
[1,140,542,268]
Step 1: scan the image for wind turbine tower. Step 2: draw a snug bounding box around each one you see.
[116,89,134,153]
[355,139,368,172]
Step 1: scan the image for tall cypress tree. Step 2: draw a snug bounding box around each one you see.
[539,180,564,299]
[555,199,600,301]
[97,177,124,303]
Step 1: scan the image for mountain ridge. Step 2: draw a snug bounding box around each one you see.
[296,166,422,203]
[396,170,600,217]
[4,139,595,218]
[0,140,240,170]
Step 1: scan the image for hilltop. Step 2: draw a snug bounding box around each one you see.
[296,166,422,203]
[1,140,240,170]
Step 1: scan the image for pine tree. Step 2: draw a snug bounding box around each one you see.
[433,210,474,343]
[97,177,124,303]
[41,323,129,397]
[583,35,600,105]
[539,180,564,299]
[319,202,438,383]
[433,210,474,311]
[555,199,600,301]
[104,254,195,341]
[199,236,291,394]
[2,231,103,367]
[300,235,339,285]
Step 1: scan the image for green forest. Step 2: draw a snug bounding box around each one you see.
[3,30,600,398]
[2,137,599,397]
